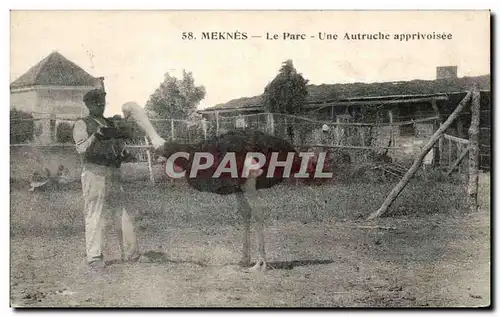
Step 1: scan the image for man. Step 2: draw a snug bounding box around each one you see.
[320,124,333,145]
[73,89,140,269]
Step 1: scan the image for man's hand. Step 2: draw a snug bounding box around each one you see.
[95,126,129,140]
[94,126,109,140]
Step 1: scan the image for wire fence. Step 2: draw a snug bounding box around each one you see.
[9,117,204,145]
[10,112,438,149]
[10,112,446,186]
[10,112,440,169]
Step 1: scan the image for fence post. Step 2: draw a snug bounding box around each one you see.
[431,98,445,167]
[335,117,340,145]
[267,113,275,135]
[360,127,367,161]
[388,110,394,156]
[170,119,175,141]
[458,143,463,174]
[448,136,453,171]
[367,89,473,220]
[144,136,155,184]
[438,126,444,169]
[284,116,287,140]
[468,84,481,212]
[201,118,208,140]
[215,111,220,135]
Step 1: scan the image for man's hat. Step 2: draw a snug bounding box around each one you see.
[83,89,106,104]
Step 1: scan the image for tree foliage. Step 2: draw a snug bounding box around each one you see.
[10,109,34,144]
[263,60,309,142]
[56,122,74,144]
[145,70,206,120]
[263,60,309,114]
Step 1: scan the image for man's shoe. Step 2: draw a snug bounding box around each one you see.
[88,259,107,269]
[127,254,142,263]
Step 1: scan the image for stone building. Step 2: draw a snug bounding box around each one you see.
[10,51,104,144]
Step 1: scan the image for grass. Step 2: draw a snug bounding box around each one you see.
[11,173,471,236]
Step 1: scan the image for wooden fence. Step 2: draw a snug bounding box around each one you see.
[439,133,471,176]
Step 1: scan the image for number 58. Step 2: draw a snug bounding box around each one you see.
[182,32,194,40]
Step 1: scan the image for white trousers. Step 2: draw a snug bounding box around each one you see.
[81,166,139,263]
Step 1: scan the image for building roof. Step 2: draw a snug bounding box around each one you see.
[201,74,490,113]
[10,51,97,89]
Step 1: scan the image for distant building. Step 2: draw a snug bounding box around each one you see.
[10,51,104,144]
[436,66,458,79]
[198,66,491,170]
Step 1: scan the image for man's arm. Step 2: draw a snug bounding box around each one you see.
[73,120,97,154]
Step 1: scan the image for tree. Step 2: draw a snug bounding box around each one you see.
[145,70,206,120]
[263,60,309,142]
[10,109,34,144]
[56,122,74,143]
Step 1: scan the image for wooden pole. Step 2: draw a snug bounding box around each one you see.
[360,127,368,161]
[170,119,175,140]
[367,89,472,220]
[468,84,480,212]
[335,117,340,145]
[443,133,470,144]
[215,111,220,135]
[284,116,287,140]
[304,144,401,150]
[201,118,207,140]
[144,136,155,184]
[431,98,441,166]
[268,113,275,135]
[448,136,453,171]
[458,143,463,174]
[438,131,444,169]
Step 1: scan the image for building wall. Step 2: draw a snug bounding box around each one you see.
[36,88,91,119]
[11,87,96,144]
[10,90,38,113]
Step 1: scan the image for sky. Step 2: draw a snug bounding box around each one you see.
[10,10,490,117]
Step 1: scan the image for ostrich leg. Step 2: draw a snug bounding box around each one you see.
[236,191,251,267]
[241,176,268,272]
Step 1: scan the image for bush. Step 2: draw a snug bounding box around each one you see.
[56,122,74,144]
[10,109,34,144]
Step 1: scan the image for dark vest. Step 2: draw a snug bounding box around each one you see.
[80,117,127,168]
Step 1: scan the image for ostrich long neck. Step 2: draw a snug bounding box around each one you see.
[121,102,166,149]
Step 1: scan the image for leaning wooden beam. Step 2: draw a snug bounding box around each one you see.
[443,134,470,144]
[367,89,473,220]
[468,84,481,212]
[303,144,402,150]
[445,145,471,176]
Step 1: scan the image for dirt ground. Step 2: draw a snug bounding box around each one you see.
[10,173,491,308]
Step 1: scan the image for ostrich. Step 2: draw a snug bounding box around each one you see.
[122,102,331,272]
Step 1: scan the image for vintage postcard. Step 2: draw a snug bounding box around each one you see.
[10,10,491,308]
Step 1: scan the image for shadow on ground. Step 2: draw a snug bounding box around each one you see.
[105,250,335,270]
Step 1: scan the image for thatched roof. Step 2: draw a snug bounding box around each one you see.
[204,74,490,111]
[11,51,97,89]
